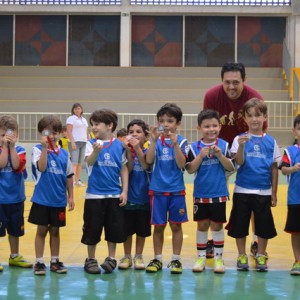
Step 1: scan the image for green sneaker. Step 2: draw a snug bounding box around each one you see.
[0,264,3,272]
[214,258,225,274]
[167,260,182,274]
[145,259,163,273]
[118,256,133,270]
[9,255,33,268]
[290,262,300,275]
[192,257,206,272]
[134,257,145,270]
[237,254,249,271]
[255,255,268,272]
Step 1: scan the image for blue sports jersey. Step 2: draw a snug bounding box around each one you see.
[128,148,150,205]
[283,145,300,205]
[189,138,230,198]
[31,145,73,207]
[235,134,276,190]
[149,135,188,192]
[0,145,26,204]
[85,138,126,198]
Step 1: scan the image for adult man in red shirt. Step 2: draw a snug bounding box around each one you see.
[203,62,265,146]
[203,62,266,259]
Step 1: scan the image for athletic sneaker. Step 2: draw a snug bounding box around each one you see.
[84,258,100,274]
[118,257,133,270]
[9,255,33,268]
[290,262,300,275]
[206,240,214,259]
[255,255,268,272]
[167,260,182,274]
[75,180,86,187]
[50,259,67,274]
[100,257,117,273]
[134,257,145,270]
[237,254,249,271]
[214,258,225,274]
[0,264,3,272]
[34,262,46,275]
[192,257,206,272]
[145,259,163,273]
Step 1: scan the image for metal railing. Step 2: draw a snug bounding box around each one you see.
[1,100,298,143]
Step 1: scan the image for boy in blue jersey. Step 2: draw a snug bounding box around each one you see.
[226,98,281,272]
[186,109,234,274]
[280,114,300,275]
[118,119,151,271]
[82,109,128,274]
[28,115,74,275]
[0,115,32,272]
[145,103,189,274]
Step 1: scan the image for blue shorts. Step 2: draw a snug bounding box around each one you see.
[149,191,188,225]
[69,141,86,164]
[0,202,25,237]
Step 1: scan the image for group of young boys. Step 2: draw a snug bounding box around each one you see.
[1,99,300,276]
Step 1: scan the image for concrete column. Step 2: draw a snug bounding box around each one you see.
[120,0,131,67]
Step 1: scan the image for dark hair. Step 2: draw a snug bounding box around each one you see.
[197,109,220,126]
[89,109,118,132]
[0,115,18,131]
[293,114,300,128]
[71,103,83,116]
[116,128,127,138]
[156,103,182,123]
[242,98,267,117]
[127,119,149,136]
[221,62,246,81]
[38,115,62,133]
[62,125,67,132]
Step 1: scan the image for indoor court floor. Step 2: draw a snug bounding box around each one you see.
[1,180,299,299]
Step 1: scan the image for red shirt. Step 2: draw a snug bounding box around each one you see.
[203,84,265,146]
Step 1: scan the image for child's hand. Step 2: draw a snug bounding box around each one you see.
[119,191,127,207]
[271,194,277,207]
[148,126,160,142]
[199,147,210,158]
[293,163,300,172]
[168,131,178,146]
[93,140,103,153]
[129,137,140,151]
[40,135,48,149]
[238,134,249,146]
[68,197,75,211]
[212,145,222,158]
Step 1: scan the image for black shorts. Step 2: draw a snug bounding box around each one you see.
[193,202,227,223]
[285,204,300,233]
[81,198,126,245]
[225,193,277,239]
[0,202,25,237]
[28,202,66,227]
[124,209,151,238]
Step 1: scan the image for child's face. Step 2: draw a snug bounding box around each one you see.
[128,124,146,146]
[41,128,61,145]
[198,118,221,143]
[244,107,267,134]
[91,120,112,139]
[292,123,300,142]
[0,128,18,146]
[157,114,180,136]
[62,130,67,138]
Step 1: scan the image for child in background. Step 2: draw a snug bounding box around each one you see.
[82,109,128,274]
[226,98,280,272]
[186,109,234,274]
[280,114,300,275]
[28,115,74,275]
[58,125,70,153]
[145,103,189,275]
[0,115,32,272]
[118,119,151,270]
[116,128,127,142]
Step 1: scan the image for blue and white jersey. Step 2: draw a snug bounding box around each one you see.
[231,133,281,193]
[282,145,300,205]
[31,145,73,207]
[128,148,150,205]
[188,138,230,199]
[0,145,26,204]
[85,138,127,199]
[149,135,188,193]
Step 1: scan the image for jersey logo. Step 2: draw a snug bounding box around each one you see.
[104,153,111,160]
